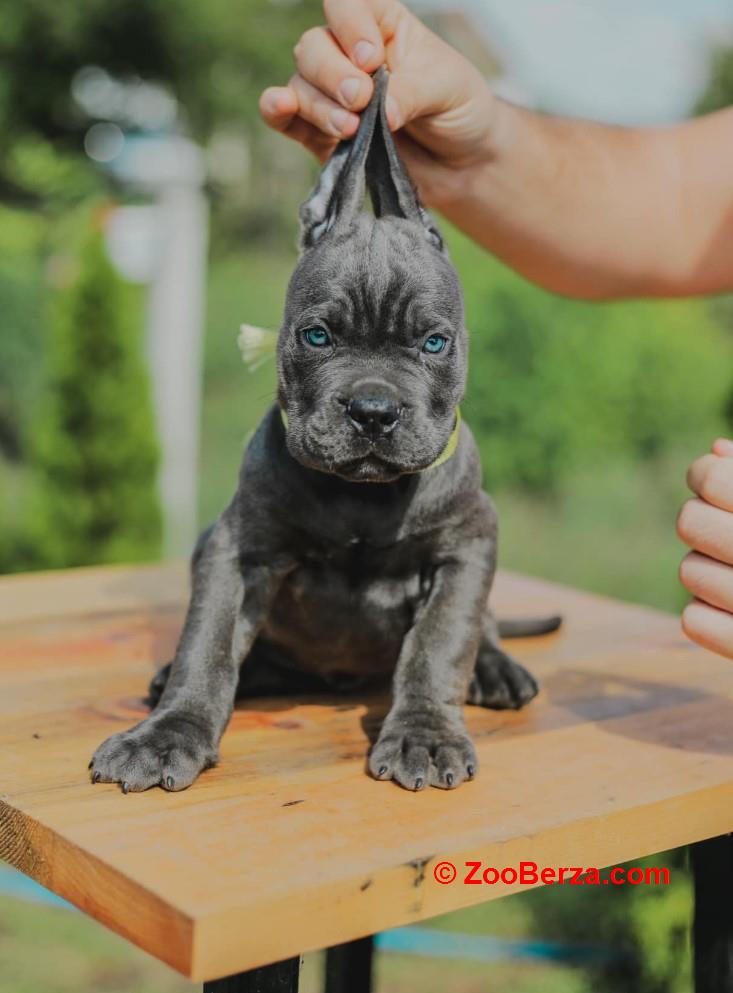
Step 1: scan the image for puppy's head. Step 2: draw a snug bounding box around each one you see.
[278,67,466,483]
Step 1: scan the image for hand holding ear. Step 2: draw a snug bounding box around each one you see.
[259,0,496,208]
[678,439,733,659]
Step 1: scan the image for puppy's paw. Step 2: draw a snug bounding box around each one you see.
[89,712,218,793]
[467,650,538,710]
[368,711,477,791]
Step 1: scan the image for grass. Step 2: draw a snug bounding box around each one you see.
[0,888,591,993]
[494,450,691,614]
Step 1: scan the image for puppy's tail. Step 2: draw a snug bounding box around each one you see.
[498,616,562,638]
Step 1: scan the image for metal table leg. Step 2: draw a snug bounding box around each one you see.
[692,834,733,993]
[324,935,374,993]
[204,955,302,993]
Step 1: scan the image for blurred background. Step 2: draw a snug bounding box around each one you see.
[2,0,733,990]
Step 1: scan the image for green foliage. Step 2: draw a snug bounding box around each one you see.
[5,135,102,205]
[495,452,691,613]
[0,208,47,460]
[695,43,733,115]
[448,228,730,492]
[521,850,690,993]
[0,0,320,182]
[26,228,161,568]
[628,861,691,993]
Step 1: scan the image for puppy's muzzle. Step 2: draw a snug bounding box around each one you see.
[345,383,401,439]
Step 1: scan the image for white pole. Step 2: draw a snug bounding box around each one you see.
[102,134,209,559]
[146,181,209,558]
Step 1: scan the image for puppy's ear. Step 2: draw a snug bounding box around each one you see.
[298,75,382,250]
[365,68,444,252]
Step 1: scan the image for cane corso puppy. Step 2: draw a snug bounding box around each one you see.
[90,68,559,794]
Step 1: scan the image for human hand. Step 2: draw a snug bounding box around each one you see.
[678,439,733,659]
[258,0,496,209]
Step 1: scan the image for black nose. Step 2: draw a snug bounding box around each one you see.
[347,395,400,437]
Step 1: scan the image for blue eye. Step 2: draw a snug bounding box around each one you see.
[303,327,331,348]
[422,334,448,354]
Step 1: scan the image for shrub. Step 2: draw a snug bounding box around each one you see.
[26,227,161,568]
[0,207,47,462]
[446,228,731,492]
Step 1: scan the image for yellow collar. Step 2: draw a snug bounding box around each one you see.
[425,407,461,470]
[279,407,461,472]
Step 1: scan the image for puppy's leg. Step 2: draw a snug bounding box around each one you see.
[369,535,492,792]
[466,609,539,710]
[91,516,285,792]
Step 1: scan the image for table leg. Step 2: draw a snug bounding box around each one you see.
[324,935,374,993]
[204,955,302,993]
[692,833,733,993]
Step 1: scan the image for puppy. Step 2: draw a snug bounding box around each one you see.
[90,69,559,794]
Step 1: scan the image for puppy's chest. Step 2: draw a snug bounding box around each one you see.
[289,535,430,606]
[265,535,433,671]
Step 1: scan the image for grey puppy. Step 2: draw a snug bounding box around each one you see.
[90,69,559,794]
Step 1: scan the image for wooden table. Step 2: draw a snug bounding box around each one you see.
[1,563,732,992]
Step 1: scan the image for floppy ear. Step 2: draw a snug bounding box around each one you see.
[298,66,444,252]
[365,68,444,251]
[298,73,382,250]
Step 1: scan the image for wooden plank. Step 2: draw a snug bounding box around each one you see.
[1,564,732,981]
[0,561,189,627]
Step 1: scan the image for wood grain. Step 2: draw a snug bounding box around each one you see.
[1,563,732,980]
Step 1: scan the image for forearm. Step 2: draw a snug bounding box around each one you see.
[434,102,733,300]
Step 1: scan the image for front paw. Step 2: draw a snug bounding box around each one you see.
[90,712,218,793]
[368,710,477,791]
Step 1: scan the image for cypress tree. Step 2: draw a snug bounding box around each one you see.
[30,227,161,567]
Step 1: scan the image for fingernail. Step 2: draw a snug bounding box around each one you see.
[353,40,375,68]
[261,91,280,116]
[339,78,361,107]
[330,107,352,135]
[714,438,733,456]
[386,94,402,130]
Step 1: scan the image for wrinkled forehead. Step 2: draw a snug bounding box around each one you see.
[284,217,463,332]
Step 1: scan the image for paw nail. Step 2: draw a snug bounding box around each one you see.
[166,776,174,790]
[92,771,101,783]
[466,764,475,779]
[88,760,93,769]
[121,781,130,794]
[378,765,388,776]
[414,777,424,790]
[446,772,454,786]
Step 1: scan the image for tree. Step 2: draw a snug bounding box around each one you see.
[0,0,321,202]
[28,226,161,568]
